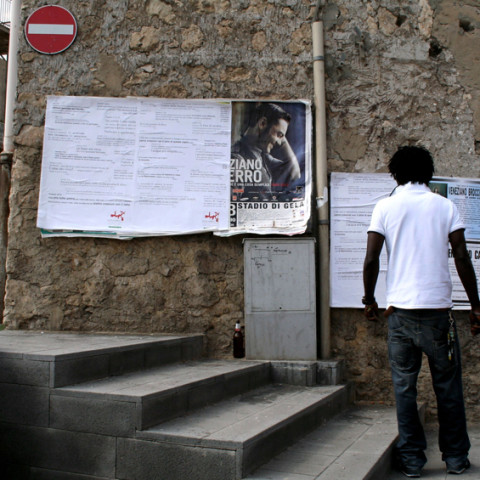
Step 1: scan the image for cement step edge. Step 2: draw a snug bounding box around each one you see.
[50,360,271,434]
[0,332,205,388]
[245,404,398,480]
[137,383,353,479]
[50,334,205,387]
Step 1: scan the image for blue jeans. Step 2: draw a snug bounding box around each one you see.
[388,308,470,469]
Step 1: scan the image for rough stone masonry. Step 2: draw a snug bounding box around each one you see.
[5,0,480,420]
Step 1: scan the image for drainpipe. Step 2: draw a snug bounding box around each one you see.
[0,0,21,320]
[3,0,20,155]
[312,1,330,359]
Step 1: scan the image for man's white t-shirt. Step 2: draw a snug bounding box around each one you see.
[368,182,464,309]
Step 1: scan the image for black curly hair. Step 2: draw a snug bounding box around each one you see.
[388,146,435,185]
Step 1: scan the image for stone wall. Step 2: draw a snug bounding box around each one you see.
[5,1,480,419]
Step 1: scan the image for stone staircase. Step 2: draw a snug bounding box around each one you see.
[0,331,398,480]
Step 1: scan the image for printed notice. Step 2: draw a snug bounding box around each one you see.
[37,96,231,236]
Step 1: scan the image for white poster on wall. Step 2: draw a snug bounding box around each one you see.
[37,96,232,237]
[330,172,480,309]
[38,96,312,238]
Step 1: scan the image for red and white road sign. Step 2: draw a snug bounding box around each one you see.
[25,5,77,54]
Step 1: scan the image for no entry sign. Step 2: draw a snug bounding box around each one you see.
[25,5,77,54]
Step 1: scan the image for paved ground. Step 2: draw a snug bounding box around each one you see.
[387,424,480,479]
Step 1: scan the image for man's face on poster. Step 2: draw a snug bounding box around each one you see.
[257,118,289,153]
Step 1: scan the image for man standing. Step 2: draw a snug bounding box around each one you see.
[362,146,480,478]
[230,103,301,201]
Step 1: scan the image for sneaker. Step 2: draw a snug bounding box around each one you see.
[446,459,470,474]
[392,450,424,478]
[400,464,422,478]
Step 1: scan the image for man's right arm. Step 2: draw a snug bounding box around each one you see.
[449,229,480,334]
[362,231,385,320]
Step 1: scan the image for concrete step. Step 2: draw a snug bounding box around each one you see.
[245,405,398,480]
[0,332,358,480]
[125,383,352,480]
[51,359,270,432]
[0,331,204,387]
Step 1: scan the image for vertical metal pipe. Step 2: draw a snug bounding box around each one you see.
[312,18,331,359]
[3,0,20,155]
[0,0,21,320]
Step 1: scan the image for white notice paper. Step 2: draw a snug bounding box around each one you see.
[37,96,231,236]
[330,173,394,308]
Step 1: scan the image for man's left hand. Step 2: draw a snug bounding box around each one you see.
[364,302,380,321]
